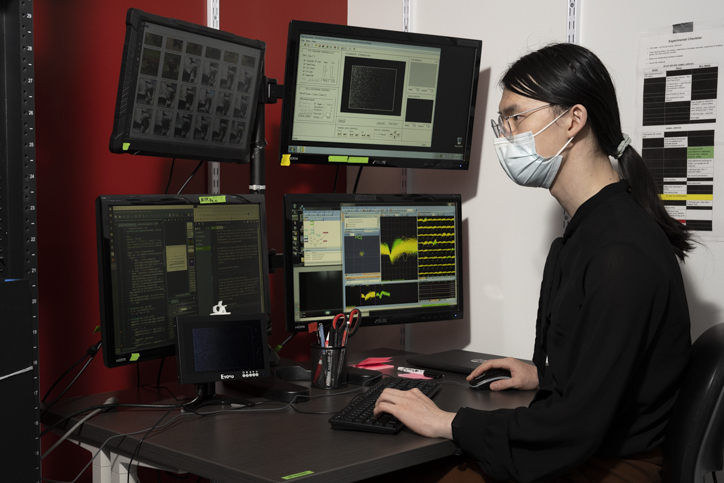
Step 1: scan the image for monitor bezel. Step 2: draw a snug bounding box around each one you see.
[279,20,482,170]
[175,314,272,385]
[96,193,272,369]
[282,193,464,333]
[109,8,266,163]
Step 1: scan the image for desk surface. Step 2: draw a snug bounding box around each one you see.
[44,349,535,483]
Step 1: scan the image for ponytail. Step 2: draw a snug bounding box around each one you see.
[617,145,694,261]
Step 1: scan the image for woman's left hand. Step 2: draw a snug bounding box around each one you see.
[373,387,456,439]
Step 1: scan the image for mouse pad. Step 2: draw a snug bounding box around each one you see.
[406,350,531,375]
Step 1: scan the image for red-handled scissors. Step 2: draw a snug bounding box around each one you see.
[331,308,361,347]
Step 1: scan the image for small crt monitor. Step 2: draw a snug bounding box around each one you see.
[280,21,482,170]
[283,193,464,333]
[109,8,265,163]
[175,314,271,385]
[96,194,271,368]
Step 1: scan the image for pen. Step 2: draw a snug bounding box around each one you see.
[318,324,326,348]
[397,366,443,379]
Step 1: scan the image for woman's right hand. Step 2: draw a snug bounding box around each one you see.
[466,357,539,391]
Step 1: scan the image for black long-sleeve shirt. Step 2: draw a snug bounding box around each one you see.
[452,180,691,482]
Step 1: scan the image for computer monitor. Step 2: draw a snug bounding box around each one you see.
[283,193,463,333]
[109,8,265,163]
[96,194,271,368]
[279,21,482,170]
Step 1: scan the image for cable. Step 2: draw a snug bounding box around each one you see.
[353,166,363,193]
[176,160,204,194]
[41,397,118,460]
[42,340,101,403]
[41,347,99,416]
[164,158,176,194]
[127,409,173,483]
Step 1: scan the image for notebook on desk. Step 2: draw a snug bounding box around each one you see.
[406,350,529,375]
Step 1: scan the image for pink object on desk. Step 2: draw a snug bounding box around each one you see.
[352,357,395,371]
[398,372,432,380]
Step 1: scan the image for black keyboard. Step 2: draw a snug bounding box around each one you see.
[329,377,442,434]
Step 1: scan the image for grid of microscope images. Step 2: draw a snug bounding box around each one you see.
[132,25,260,149]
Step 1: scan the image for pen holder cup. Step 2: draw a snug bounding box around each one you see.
[311,344,348,390]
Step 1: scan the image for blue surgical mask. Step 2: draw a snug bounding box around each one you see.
[494,108,574,189]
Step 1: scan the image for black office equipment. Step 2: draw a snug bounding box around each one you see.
[329,377,442,434]
[96,194,271,368]
[279,21,482,170]
[282,193,463,333]
[109,8,265,163]
[175,314,271,408]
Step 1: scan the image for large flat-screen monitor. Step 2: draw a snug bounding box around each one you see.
[279,21,482,170]
[96,194,271,368]
[109,8,265,163]
[283,193,463,333]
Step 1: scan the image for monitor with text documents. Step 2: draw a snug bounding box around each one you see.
[279,21,482,170]
[109,8,265,163]
[96,194,271,368]
[283,193,463,333]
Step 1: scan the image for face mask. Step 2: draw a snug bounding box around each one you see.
[494,108,574,189]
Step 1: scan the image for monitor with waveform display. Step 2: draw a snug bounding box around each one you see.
[282,193,463,332]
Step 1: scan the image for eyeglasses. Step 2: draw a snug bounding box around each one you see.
[491,104,554,140]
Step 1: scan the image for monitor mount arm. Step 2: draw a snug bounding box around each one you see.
[249,73,283,195]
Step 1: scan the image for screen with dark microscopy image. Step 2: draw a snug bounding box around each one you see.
[341,57,406,116]
[124,20,263,154]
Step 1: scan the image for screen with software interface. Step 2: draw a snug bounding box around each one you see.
[96,195,270,368]
[280,21,482,170]
[283,194,463,332]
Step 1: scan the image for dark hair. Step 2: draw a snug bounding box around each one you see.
[501,43,694,260]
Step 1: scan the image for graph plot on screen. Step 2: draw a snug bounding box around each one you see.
[380,217,418,281]
[418,216,456,278]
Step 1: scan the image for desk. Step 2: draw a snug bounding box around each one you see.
[43,349,535,483]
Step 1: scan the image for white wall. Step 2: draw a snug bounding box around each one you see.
[348,0,724,359]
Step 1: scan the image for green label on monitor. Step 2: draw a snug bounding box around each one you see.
[348,156,369,164]
[282,471,314,480]
[328,156,348,163]
[123,143,130,151]
[199,196,226,204]
[130,353,140,362]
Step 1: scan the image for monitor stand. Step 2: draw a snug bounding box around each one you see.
[187,382,255,410]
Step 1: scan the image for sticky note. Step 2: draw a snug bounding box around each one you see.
[328,156,348,163]
[123,143,130,151]
[199,196,226,204]
[348,157,369,164]
[130,353,140,362]
[93,326,101,334]
[281,154,291,166]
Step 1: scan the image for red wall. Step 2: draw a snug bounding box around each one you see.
[35,1,347,481]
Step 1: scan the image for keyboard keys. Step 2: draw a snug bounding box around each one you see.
[329,377,442,434]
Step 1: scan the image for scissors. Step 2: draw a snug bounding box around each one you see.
[330,308,361,347]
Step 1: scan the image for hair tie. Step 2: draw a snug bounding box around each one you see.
[615,134,631,159]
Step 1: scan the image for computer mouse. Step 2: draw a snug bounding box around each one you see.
[469,368,512,390]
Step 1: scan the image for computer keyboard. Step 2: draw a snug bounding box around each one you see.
[329,377,442,434]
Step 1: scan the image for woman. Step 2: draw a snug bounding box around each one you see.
[372,43,693,482]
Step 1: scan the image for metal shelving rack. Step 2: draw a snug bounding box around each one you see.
[1,0,41,480]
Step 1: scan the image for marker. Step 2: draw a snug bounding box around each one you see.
[397,366,443,379]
